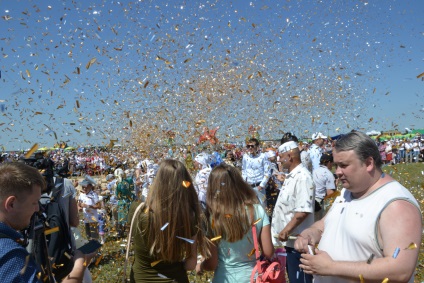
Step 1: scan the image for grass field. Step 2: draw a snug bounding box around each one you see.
[86,163,424,282]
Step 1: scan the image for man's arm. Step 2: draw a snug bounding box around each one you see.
[259,156,271,189]
[241,155,247,181]
[278,212,310,241]
[299,200,422,282]
[294,218,325,253]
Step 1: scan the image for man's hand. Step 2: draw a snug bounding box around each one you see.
[299,249,334,276]
[294,234,311,254]
[257,185,263,191]
[275,173,285,182]
[278,228,290,242]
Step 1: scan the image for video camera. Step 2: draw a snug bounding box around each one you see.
[22,207,57,282]
[21,152,56,192]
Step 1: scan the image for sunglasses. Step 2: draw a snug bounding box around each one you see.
[246,145,256,148]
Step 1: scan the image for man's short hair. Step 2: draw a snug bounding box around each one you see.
[0,162,45,201]
[248,138,259,146]
[334,131,382,168]
[280,132,299,144]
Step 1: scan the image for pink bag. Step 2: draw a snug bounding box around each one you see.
[250,225,286,283]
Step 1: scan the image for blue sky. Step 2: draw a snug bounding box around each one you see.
[0,0,423,150]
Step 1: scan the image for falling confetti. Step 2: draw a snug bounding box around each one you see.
[25,143,38,159]
[160,223,169,231]
[182,181,191,188]
[247,248,256,257]
[252,218,262,225]
[210,236,222,242]
[86,58,97,69]
[392,247,400,258]
[404,242,417,250]
[176,236,195,244]
[151,260,162,267]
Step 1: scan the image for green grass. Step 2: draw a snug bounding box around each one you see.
[87,163,424,282]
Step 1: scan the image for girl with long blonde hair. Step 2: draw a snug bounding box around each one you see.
[196,163,274,282]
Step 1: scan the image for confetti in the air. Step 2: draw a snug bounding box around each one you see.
[392,247,400,258]
[404,242,417,250]
[151,260,162,267]
[182,181,191,188]
[160,223,169,231]
[176,236,195,244]
[211,236,222,242]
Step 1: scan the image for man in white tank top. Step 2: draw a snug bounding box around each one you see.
[294,131,421,283]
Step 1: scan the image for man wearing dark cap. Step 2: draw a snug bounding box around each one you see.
[312,151,337,220]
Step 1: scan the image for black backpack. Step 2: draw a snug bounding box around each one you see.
[32,177,75,281]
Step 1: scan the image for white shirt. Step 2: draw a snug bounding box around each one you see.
[241,152,271,188]
[271,163,315,248]
[309,144,322,170]
[78,190,99,223]
[300,150,312,173]
[194,167,212,203]
[313,165,335,200]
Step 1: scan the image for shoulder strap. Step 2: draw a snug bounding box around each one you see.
[250,206,261,260]
[123,202,145,282]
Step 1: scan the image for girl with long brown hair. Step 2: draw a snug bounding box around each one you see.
[128,159,209,282]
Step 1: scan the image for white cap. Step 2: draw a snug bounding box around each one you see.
[312,132,327,140]
[278,141,298,153]
[266,150,276,158]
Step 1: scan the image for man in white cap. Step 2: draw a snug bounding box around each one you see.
[272,140,315,283]
[310,132,327,170]
[78,179,100,240]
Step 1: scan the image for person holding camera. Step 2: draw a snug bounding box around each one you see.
[0,162,96,283]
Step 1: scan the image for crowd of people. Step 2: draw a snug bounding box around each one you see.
[0,130,422,283]
[377,137,423,164]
